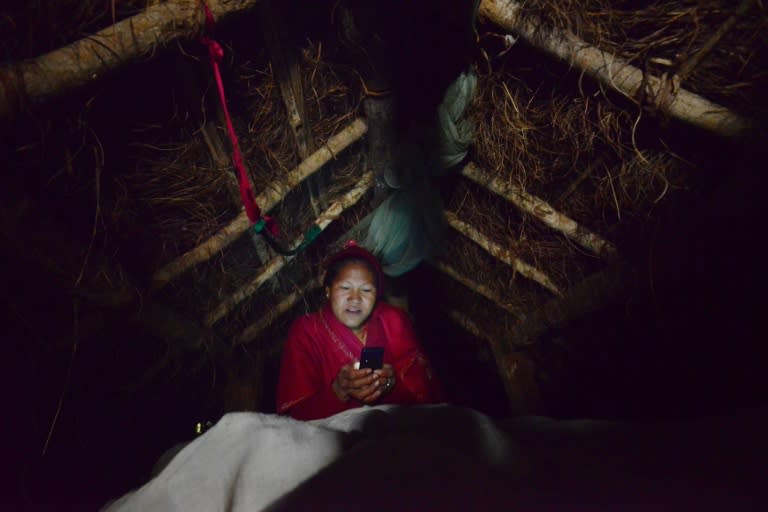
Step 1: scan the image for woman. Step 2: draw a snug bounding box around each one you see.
[277,241,443,421]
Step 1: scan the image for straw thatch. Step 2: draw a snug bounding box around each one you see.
[3,3,767,502]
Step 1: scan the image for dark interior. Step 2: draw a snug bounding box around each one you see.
[2,1,767,510]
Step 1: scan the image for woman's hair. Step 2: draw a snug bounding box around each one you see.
[323,257,379,290]
[322,241,384,295]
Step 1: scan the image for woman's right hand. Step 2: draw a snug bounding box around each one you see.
[332,364,381,404]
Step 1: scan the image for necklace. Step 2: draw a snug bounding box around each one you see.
[357,324,368,345]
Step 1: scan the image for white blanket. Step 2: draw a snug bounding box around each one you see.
[103,404,516,511]
[104,404,765,511]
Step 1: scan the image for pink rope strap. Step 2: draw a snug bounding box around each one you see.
[200,3,277,233]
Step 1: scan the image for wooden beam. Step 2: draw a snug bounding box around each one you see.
[0,0,264,118]
[233,211,376,345]
[447,309,487,343]
[510,262,634,346]
[431,260,522,319]
[199,121,240,200]
[461,162,617,258]
[445,210,563,296]
[259,0,326,214]
[258,1,314,160]
[151,118,367,290]
[204,172,373,326]
[447,309,541,414]
[363,96,396,202]
[478,0,748,137]
[676,0,757,84]
[234,277,319,346]
[200,120,273,264]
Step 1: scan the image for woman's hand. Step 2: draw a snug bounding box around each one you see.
[332,364,395,404]
[374,364,395,396]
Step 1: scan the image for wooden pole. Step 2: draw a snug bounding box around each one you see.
[432,260,522,319]
[478,0,748,137]
[233,211,376,345]
[445,211,563,296]
[151,118,367,290]
[675,0,757,84]
[234,278,319,346]
[363,96,396,202]
[259,0,326,214]
[0,0,264,118]
[510,262,634,346]
[461,162,617,258]
[200,120,273,265]
[258,0,314,161]
[204,172,373,326]
[447,309,540,414]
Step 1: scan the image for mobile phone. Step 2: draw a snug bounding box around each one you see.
[359,347,384,370]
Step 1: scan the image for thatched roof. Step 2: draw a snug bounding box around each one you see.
[3,0,767,507]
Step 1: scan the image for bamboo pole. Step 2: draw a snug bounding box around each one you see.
[259,0,314,161]
[448,309,488,344]
[432,260,523,319]
[676,0,757,84]
[234,277,319,345]
[151,118,368,289]
[259,0,326,214]
[204,172,373,325]
[510,262,633,347]
[478,0,748,137]
[447,309,538,413]
[200,120,273,264]
[445,211,563,296]
[461,162,617,258]
[233,211,376,344]
[0,0,264,118]
[447,308,517,406]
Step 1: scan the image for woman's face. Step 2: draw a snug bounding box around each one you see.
[327,261,377,335]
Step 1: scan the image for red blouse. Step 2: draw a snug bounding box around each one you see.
[277,302,443,420]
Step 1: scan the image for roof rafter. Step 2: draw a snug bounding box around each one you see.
[478,0,748,136]
[233,211,377,345]
[461,162,617,259]
[151,118,368,290]
[447,309,540,414]
[235,277,319,346]
[205,171,374,326]
[431,260,523,320]
[510,262,634,347]
[445,210,563,296]
[0,0,266,118]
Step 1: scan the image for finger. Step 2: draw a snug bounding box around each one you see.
[350,382,381,402]
[339,372,374,393]
[339,365,369,386]
[361,388,383,404]
[348,373,377,390]
[348,368,373,379]
[373,365,393,379]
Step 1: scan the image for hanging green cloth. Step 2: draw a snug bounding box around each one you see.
[365,70,477,276]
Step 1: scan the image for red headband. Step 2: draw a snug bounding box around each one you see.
[324,240,384,294]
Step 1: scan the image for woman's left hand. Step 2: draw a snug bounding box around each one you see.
[373,364,396,397]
